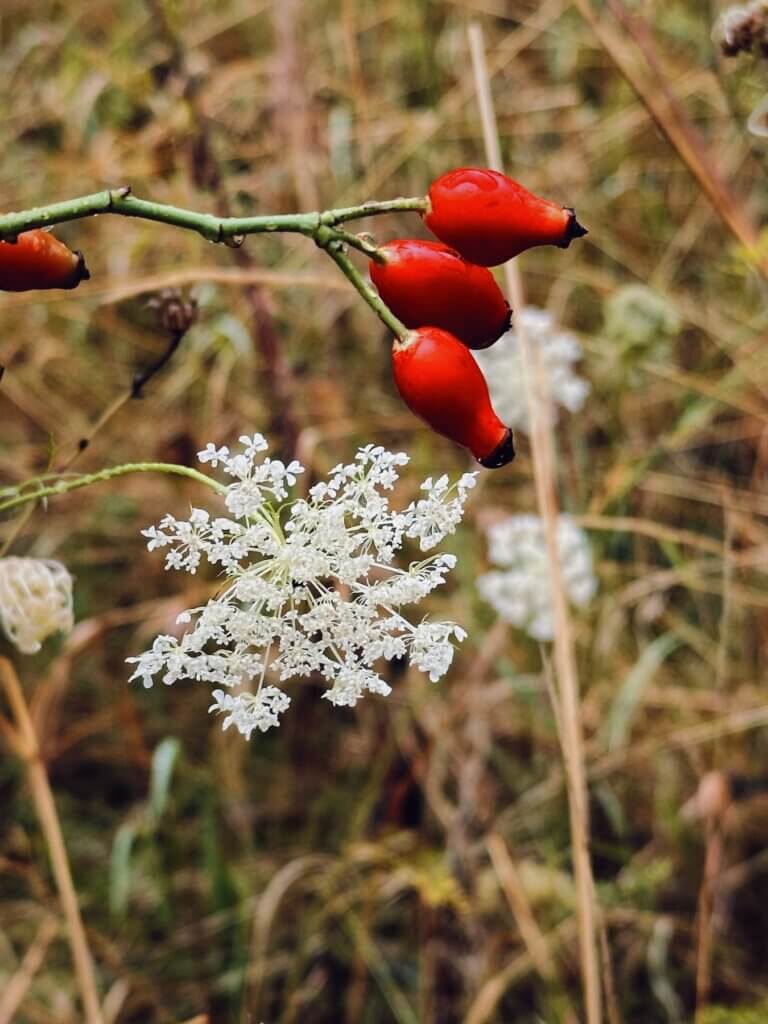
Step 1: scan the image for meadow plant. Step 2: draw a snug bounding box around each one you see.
[127,435,475,737]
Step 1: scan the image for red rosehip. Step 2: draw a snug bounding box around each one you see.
[424,167,587,266]
[391,326,514,468]
[369,239,511,350]
[0,229,89,291]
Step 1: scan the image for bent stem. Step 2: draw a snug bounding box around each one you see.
[321,241,409,340]
[0,658,103,1024]
[0,461,226,518]
[468,23,602,1024]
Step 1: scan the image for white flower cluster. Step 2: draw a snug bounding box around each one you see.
[477,515,597,641]
[473,307,590,433]
[0,557,75,654]
[128,436,476,738]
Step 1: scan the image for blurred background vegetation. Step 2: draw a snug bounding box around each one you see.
[2,0,768,1021]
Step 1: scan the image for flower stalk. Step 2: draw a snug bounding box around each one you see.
[0,463,226,517]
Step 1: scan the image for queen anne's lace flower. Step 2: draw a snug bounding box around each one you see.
[128,435,475,737]
[472,307,590,433]
[0,557,75,654]
[477,515,597,641]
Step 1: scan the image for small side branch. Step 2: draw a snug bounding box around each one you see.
[317,235,408,340]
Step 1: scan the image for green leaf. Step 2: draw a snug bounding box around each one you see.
[149,737,181,826]
[109,822,137,918]
[606,633,680,750]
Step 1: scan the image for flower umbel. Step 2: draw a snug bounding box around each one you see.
[472,307,590,433]
[0,557,75,654]
[128,436,474,737]
[478,515,597,641]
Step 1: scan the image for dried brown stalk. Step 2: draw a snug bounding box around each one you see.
[468,21,602,1024]
[0,658,103,1024]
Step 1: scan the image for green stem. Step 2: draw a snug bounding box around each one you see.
[330,228,386,263]
[320,196,429,225]
[0,463,225,515]
[322,243,408,340]
[0,188,428,243]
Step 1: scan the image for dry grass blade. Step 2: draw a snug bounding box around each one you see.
[486,832,557,983]
[572,0,767,277]
[468,21,602,1024]
[0,659,103,1024]
[0,915,58,1024]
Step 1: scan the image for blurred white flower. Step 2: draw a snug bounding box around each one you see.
[477,515,596,641]
[472,307,590,433]
[129,435,474,737]
[0,557,74,654]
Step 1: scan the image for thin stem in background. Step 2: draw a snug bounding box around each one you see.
[468,21,602,1024]
[694,812,726,1018]
[0,658,103,1024]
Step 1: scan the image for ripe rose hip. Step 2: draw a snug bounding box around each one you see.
[369,239,511,350]
[392,326,515,468]
[424,168,587,266]
[0,229,89,291]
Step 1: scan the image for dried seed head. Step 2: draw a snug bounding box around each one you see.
[0,557,75,654]
[718,1,768,57]
[146,288,198,333]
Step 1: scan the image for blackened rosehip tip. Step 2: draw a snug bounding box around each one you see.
[560,208,588,248]
[478,428,515,469]
[469,306,513,351]
[72,251,90,286]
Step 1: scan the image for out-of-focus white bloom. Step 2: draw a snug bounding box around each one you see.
[472,307,590,433]
[0,557,75,654]
[477,515,596,641]
[129,435,475,738]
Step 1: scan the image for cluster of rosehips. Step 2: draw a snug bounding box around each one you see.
[373,168,586,469]
[0,169,587,469]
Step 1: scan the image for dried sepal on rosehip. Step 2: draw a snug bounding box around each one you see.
[424,168,587,267]
[391,326,515,468]
[0,229,90,291]
[369,239,511,350]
